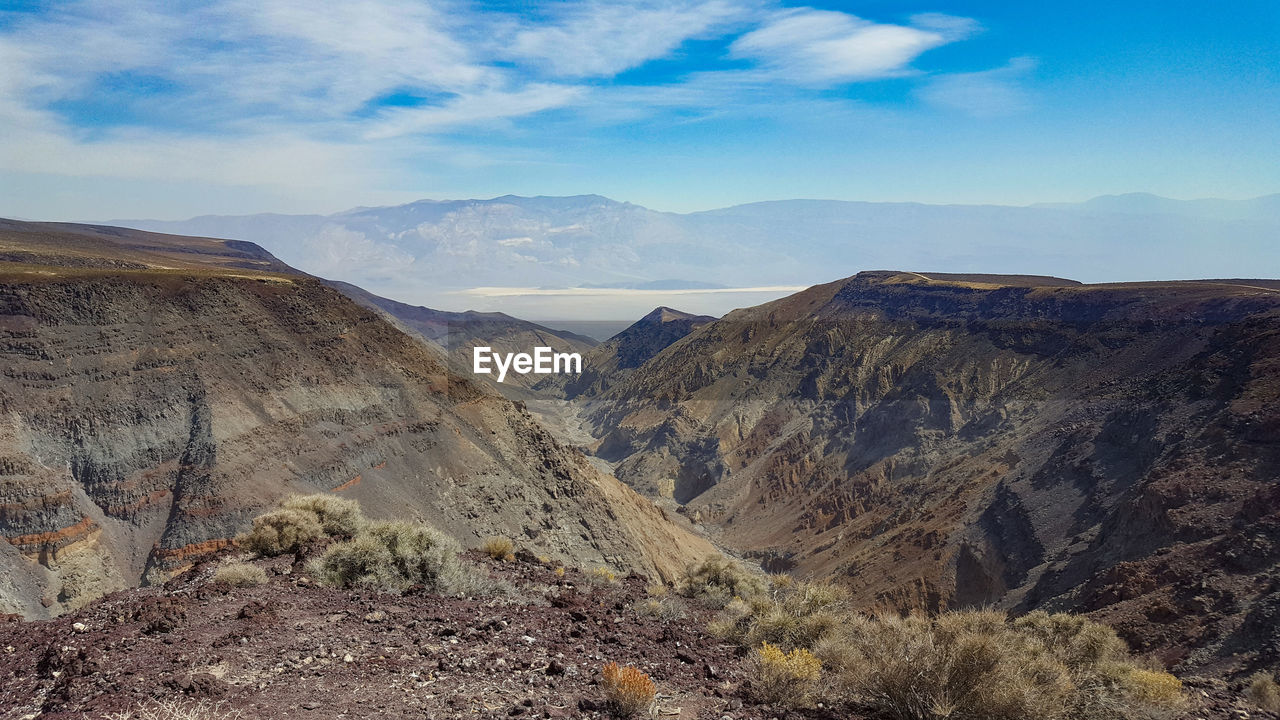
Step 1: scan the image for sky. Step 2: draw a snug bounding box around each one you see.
[0,0,1278,220]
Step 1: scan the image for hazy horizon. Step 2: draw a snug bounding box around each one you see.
[2,2,1277,220]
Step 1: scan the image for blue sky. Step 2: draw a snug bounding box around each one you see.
[0,0,1277,219]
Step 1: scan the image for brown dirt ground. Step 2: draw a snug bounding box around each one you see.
[0,550,1268,720]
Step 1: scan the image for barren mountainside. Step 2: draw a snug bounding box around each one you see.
[546,306,716,400]
[328,279,597,398]
[580,271,1280,674]
[0,220,712,618]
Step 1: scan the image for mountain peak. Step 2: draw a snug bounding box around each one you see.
[637,306,717,325]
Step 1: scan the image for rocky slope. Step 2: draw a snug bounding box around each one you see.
[0,220,713,618]
[544,306,715,400]
[579,271,1280,675]
[0,549,1257,720]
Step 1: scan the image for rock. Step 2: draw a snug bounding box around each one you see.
[364,611,387,623]
[71,622,87,633]
[546,659,565,676]
[343,653,354,663]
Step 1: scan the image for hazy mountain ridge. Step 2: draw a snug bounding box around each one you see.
[327,279,598,398]
[111,194,1280,317]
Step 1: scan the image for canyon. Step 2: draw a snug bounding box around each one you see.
[0,219,711,618]
[562,271,1280,674]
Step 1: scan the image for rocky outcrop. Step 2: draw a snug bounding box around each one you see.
[541,306,715,401]
[579,271,1280,673]
[0,220,713,617]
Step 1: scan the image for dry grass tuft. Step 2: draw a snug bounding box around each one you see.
[752,641,822,706]
[634,596,688,622]
[1246,671,1280,712]
[601,661,656,717]
[212,561,267,587]
[97,699,241,720]
[586,566,618,586]
[480,536,515,562]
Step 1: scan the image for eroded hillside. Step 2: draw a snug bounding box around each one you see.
[580,271,1280,673]
[0,220,712,617]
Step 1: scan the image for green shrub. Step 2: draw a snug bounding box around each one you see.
[213,561,267,587]
[236,508,323,556]
[1246,671,1280,712]
[311,519,465,594]
[678,555,767,607]
[281,494,366,537]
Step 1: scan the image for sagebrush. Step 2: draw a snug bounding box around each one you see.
[709,576,1185,720]
[281,494,366,537]
[310,519,467,594]
[236,508,323,556]
[678,555,767,608]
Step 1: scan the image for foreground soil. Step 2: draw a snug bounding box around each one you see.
[0,552,1268,720]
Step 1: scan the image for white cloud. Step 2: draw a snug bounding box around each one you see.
[364,84,584,139]
[503,0,753,78]
[729,8,964,84]
[0,0,1004,218]
[918,57,1036,117]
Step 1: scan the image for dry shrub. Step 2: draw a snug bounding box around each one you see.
[480,536,515,562]
[236,508,323,557]
[586,567,618,586]
[98,699,241,720]
[1246,671,1280,712]
[1012,610,1129,671]
[601,661,656,717]
[800,608,1186,720]
[634,596,688,622]
[213,561,267,587]
[678,555,767,608]
[753,641,822,706]
[280,494,366,537]
[829,610,1074,720]
[311,520,465,594]
[708,580,847,650]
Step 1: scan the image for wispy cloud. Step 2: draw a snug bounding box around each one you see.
[502,0,754,78]
[0,1,1011,216]
[729,8,971,85]
[917,57,1036,117]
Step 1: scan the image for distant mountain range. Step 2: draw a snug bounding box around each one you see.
[111,193,1280,320]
